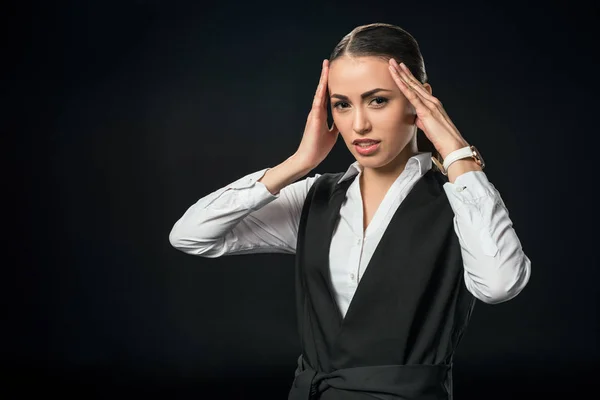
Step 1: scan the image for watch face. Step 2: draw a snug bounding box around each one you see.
[470,146,485,168]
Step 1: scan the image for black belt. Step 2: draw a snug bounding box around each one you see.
[288,354,452,400]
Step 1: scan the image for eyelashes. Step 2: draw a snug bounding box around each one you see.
[332,97,389,110]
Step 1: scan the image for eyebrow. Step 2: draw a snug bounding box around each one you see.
[330,88,393,101]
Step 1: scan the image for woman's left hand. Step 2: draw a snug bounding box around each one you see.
[388,58,468,159]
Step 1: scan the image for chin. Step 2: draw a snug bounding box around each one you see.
[353,148,407,170]
[353,154,390,169]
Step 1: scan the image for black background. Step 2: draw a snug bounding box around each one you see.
[6,0,598,398]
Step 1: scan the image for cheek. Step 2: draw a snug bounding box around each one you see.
[374,109,411,131]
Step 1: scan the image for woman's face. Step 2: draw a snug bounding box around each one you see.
[328,55,417,170]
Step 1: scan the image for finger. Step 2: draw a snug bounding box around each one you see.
[312,59,329,109]
[389,59,438,105]
[398,66,437,105]
[388,64,430,114]
[390,59,463,138]
[320,59,330,107]
[389,60,459,132]
[329,120,339,135]
[393,61,458,129]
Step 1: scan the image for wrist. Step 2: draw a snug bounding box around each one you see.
[438,140,469,160]
[288,153,315,174]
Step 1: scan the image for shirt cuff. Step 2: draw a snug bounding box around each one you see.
[443,171,496,206]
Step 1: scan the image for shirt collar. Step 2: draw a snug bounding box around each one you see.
[336,152,433,185]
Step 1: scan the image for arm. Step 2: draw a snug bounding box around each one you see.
[443,170,532,304]
[170,59,338,259]
[169,154,319,258]
[386,59,531,303]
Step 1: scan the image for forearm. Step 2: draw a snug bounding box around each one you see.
[258,153,313,195]
[444,172,531,304]
[169,167,276,253]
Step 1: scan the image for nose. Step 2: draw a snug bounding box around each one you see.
[352,108,371,135]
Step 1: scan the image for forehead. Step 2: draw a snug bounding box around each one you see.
[328,56,396,94]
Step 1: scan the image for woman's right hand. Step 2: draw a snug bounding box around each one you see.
[293,59,339,170]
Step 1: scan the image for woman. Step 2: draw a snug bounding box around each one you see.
[169,23,531,400]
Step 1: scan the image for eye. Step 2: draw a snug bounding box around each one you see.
[370,97,388,107]
[332,101,349,110]
[332,97,389,111]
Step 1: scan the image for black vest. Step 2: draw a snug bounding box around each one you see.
[288,168,476,400]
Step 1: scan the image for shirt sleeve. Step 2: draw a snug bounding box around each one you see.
[169,168,320,258]
[443,171,532,304]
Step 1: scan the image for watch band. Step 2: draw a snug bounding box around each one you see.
[443,146,475,171]
[431,145,485,176]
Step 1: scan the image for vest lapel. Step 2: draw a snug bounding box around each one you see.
[320,177,353,328]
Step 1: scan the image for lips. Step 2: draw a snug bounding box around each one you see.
[353,139,380,145]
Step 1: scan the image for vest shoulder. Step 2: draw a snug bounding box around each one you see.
[314,171,346,185]
[307,171,347,196]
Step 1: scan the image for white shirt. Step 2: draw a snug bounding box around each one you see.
[169,152,531,314]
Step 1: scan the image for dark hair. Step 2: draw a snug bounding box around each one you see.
[329,23,441,166]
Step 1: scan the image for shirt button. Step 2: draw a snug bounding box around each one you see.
[350,273,355,280]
